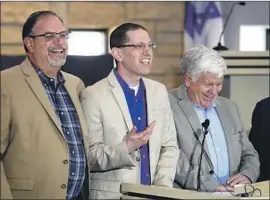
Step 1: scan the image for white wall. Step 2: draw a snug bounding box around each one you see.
[221,2,269,50]
[230,75,269,132]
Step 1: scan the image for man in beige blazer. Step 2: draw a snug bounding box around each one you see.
[1,11,89,199]
[81,23,179,199]
[169,45,260,192]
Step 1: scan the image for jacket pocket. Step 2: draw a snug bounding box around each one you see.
[8,178,33,191]
[90,178,120,193]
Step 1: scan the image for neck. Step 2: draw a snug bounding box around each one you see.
[117,67,140,86]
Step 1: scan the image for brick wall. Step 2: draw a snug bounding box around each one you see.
[1,2,185,89]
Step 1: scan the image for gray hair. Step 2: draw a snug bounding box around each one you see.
[180,45,227,81]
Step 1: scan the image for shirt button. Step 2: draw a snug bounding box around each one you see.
[67,131,70,135]
[142,155,145,158]
[146,174,149,177]
[71,151,75,154]
[138,117,141,120]
[50,79,54,82]
[61,112,64,115]
[72,172,75,176]
[136,157,140,161]
[63,159,68,164]
[61,184,66,189]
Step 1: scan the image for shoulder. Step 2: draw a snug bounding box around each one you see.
[1,65,22,79]
[256,96,270,107]
[216,95,237,106]
[62,71,82,83]
[143,77,167,91]
[81,76,109,98]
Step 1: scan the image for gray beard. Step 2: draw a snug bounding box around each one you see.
[48,57,66,68]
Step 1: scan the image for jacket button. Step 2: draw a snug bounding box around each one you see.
[61,184,66,189]
[63,159,68,164]
[136,157,140,161]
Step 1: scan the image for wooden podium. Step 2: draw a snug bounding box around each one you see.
[120,181,269,199]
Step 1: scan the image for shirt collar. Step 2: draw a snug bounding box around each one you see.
[114,68,145,92]
[194,102,216,111]
[33,64,65,86]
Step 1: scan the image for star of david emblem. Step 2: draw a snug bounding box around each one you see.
[185,2,221,38]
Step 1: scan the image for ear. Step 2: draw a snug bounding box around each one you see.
[24,37,34,53]
[111,47,123,62]
[184,73,191,87]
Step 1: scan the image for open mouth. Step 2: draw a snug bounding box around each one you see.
[49,49,65,54]
[140,58,151,65]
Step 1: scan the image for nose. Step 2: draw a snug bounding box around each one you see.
[53,36,66,44]
[211,85,219,94]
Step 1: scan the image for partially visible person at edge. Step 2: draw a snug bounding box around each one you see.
[1,11,89,200]
[249,96,270,182]
[168,45,260,192]
[80,22,179,199]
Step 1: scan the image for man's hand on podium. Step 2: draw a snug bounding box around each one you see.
[226,173,251,188]
[215,185,234,192]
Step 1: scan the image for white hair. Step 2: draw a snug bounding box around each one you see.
[180,45,227,81]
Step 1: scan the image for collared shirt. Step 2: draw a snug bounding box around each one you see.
[114,70,151,185]
[34,67,86,199]
[194,104,229,185]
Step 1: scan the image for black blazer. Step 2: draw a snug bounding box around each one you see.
[249,96,270,182]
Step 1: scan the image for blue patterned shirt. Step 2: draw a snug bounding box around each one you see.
[114,70,151,185]
[34,67,86,199]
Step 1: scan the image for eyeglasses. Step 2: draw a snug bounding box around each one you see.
[29,30,71,41]
[118,42,156,50]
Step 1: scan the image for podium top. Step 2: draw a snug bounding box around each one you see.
[121,183,238,199]
[218,51,269,58]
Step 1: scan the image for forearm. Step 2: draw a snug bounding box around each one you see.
[88,141,135,171]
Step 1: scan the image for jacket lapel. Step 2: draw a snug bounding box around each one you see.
[142,79,156,179]
[108,71,133,131]
[22,59,63,135]
[215,101,234,174]
[177,86,214,169]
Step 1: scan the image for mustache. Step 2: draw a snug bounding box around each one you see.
[48,46,66,51]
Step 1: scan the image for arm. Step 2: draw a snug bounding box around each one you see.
[248,102,263,159]
[152,87,179,187]
[80,87,135,171]
[1,81,13,199]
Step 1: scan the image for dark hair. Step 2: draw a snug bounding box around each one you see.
[22,10,64,52]
[109,23,147,49]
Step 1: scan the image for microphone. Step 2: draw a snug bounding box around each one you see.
[201,119,210,130]
[213,2,246,51]
[197,119,210,191]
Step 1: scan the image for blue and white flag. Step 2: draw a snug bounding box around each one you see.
[184,1,224,51]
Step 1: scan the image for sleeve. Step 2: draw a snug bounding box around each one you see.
[152,86,179,187]
[80,87,135,171]
[248,102,263,156]
[1,80,14,199]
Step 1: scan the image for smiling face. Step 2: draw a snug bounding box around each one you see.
[24,15,68,71]
[113,28,154,83]
[185,72,223,108]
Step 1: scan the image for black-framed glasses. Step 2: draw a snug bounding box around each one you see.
[29,30,71,41]
[118,42,156,50]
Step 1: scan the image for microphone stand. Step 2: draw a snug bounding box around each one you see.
[213,2,246,51]
[197,122,209,192]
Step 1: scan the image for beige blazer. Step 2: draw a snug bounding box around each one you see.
[169,85,260,192]
[1,58,89,199]
[80,71,179,199]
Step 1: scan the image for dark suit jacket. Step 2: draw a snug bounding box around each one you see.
[249,96,270,181]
